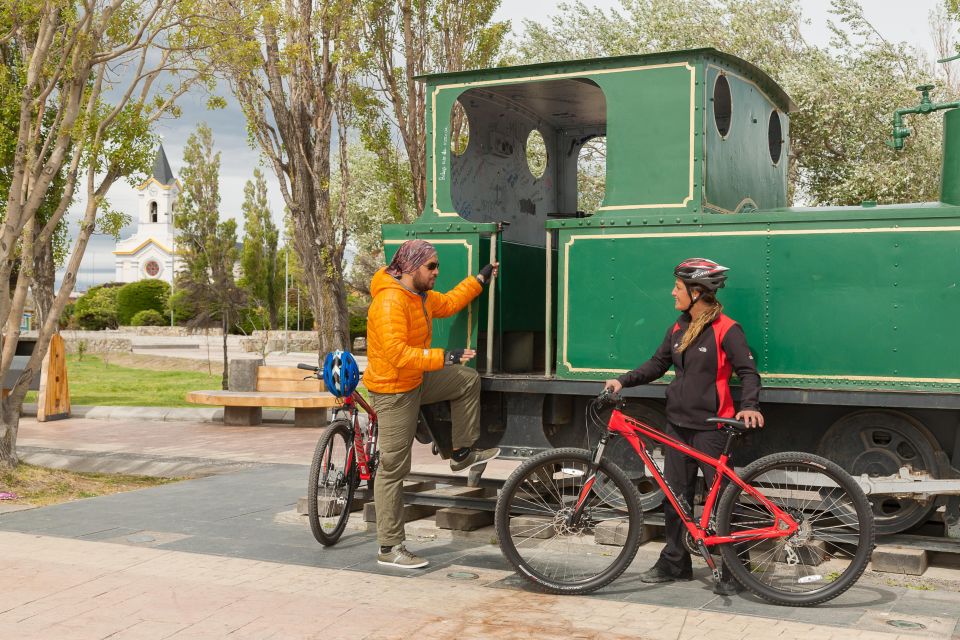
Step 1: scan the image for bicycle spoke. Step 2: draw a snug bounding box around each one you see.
[719,458,873,603]
[498,452,642,592]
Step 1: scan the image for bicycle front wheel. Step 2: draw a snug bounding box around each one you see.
[307,419,356,546]
[495,448,644,595]
[716,451,875,606]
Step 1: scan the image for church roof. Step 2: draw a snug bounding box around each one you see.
[152,145,176,186]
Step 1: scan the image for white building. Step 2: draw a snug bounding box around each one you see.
[113,145,179,283]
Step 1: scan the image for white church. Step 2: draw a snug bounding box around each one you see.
[113,145,179,283]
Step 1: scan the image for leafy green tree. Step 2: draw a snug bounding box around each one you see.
[0,44,71,325]
[334,144,413,297]
[239,169,282,328]
[165,285,197,325]
[205,0,360,354]
[175,123,245,390]
[73,284,123,331]
[0,0,211,468]
[116,280,171,325]
[359,0,510,219]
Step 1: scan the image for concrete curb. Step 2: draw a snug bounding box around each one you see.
[16,445,262,478]
[21,403,299,425]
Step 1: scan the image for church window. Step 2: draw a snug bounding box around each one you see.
[150,201,158,222]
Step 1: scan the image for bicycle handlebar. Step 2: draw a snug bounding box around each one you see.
[297,363,320,372]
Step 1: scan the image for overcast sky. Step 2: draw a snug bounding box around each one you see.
[66,0,946,290]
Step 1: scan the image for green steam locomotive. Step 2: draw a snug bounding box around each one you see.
[381,48,960,537]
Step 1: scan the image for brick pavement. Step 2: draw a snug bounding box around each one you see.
[0,531,921,640]
[5,415,960,640]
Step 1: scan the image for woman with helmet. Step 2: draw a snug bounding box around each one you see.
[604,258,763,596]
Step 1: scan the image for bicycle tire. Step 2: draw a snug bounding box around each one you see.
[307,419,356,546]
[495,448,644,595]
[716,451,874,606]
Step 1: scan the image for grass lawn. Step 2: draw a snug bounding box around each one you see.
[26,354,222,407]
[0,463,181,507]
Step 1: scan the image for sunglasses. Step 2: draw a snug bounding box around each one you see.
[422,261,440,271]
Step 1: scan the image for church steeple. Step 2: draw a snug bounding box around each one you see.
[114,142,179,284]
[151,144,176,186]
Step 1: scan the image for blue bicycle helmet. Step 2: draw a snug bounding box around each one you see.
[323,350,360,398]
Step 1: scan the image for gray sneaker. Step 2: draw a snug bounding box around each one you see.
[450,447,500,472]
[377,544,429,569]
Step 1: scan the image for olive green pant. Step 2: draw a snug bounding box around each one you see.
[369,365,481,546]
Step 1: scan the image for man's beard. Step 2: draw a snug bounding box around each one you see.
[413,272,435,292]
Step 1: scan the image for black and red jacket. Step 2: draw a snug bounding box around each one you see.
[616,313,761,430]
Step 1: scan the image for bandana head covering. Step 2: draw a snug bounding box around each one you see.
[385,239,437,277]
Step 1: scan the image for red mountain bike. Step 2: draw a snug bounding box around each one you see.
[299,363,379,546]
[495,391,875,606]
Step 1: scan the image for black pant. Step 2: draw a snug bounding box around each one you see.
[657,423,729,574]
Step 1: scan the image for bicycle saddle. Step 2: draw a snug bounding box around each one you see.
[706,417,749,431]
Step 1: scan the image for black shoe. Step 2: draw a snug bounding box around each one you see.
[713,579,744,596]
[639,564,693,584]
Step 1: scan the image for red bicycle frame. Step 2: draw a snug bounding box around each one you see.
[339,392,378,482]
[588,409,799,547]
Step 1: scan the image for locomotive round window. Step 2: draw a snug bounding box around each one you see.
[526,129,547,179]
[713,75,732,137]
[450,100,469,156]
[768,110,783,164]
[144,260,161,277]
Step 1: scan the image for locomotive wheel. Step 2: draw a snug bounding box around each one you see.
[817,410,939,535]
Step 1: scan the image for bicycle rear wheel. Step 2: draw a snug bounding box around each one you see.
[495,448,644,595]
[716,451,874,606]
[307,419,355,546]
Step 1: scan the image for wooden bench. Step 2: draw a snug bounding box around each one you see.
[186,365,341,427]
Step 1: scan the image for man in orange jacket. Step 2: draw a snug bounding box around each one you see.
[364,239,499,569]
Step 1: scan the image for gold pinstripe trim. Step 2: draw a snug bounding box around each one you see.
[560,225,960,380]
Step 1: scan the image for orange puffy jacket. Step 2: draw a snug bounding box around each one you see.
[363,267,483,394]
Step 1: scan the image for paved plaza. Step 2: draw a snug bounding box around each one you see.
[2,416,959,639]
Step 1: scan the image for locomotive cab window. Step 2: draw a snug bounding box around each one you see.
[526,129,547,179]
[713,74,732,137]
[768,109,783,164]
[448,77,606,246]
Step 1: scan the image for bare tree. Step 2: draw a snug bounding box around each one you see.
[212,0,359,354]
[0,0,211,467]
[360,0,509,219]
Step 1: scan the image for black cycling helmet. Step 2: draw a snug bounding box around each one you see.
[674,258,729,293]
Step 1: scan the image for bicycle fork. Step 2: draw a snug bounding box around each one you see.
[567,437,609,527]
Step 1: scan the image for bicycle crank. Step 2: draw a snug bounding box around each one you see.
[695,539,721,582]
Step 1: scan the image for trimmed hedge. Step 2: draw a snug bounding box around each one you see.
[131,309,167,326]
[73,283,123,330]
[116,279,170,325]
